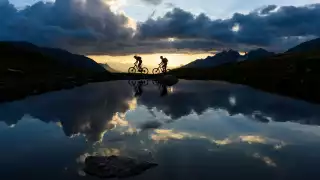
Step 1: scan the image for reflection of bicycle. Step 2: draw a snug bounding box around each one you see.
[128,79,148,86]
[128,80,148,97]
[151,80,168,97]
[128,64,149,74]
[152,64,171,74]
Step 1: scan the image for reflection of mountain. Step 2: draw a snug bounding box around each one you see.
[139,80,320,125]
[0,81,133,142]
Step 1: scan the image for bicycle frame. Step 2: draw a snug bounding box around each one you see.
[128,63,149,74]
[134,63,143,69]
[157,64,164,71]
[157,64,169,73]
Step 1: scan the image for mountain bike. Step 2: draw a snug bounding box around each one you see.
[128,79,149,97]
[128,63,149,74]
[152,64,170,74]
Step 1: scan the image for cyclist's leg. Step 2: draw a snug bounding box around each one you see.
[138,61,142,71]
[163,63,167,72]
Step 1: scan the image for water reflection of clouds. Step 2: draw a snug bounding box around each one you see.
[149,128,285,149]
[0,81,134,142]
[2,79,320,144]
[139,80,320,126]
[3,80,320,179]
[252,153,277,167]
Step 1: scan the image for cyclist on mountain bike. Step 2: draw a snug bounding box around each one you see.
[134,55,143,71]
[159,56,168,73]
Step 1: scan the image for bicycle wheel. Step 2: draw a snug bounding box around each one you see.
[128,67,136,73]
[128,80,136,86]
[152,68,160,74]
[152,80,158,85]
[141,67,149,74]
[143,80,149,86]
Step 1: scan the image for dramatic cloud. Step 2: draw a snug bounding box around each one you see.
[139,120,162,130]
[138,80,320,124]
[0,0,320,54]
[138,4,320,51]
[260,5,278,14]
[140,0,163,6]
[0,81,134,142]
[0,0,135,54]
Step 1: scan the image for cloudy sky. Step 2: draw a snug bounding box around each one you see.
[1,0,320,68]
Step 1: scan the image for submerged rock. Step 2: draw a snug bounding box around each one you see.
[84,155,157,178]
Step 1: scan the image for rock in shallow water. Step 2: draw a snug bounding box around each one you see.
[84,155,158,178]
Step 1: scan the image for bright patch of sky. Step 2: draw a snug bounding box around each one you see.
[89,53,212,72]
[9,0,320,21]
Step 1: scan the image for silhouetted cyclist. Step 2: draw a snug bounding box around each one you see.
[160,56,168,73]
[134,55,143,71]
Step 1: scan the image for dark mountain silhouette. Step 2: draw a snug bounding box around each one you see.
[99,63,118,72]
[184,50,240,68]
[0,41,111,102]
[171,38,320,104]
[40,48,106,73]
[287,38,320,53]
[0,41,106,73]
[245,48,275,60]
[184,48,275,68]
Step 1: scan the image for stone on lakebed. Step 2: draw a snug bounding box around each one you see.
[84,155,158,178]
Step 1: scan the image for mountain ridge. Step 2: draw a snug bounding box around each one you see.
[184,48,275,68]
[287,38,320,53]
[171,37,320,104]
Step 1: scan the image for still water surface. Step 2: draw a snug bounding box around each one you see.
[1,80,320,180]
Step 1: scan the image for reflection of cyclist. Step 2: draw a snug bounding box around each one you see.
[160,84,168,97]
[134,55,143,71]
[159,56,168,73]
[134,80,144,97]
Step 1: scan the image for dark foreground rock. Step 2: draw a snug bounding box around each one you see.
[84,155,158,178]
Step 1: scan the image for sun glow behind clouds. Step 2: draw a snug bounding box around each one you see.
[104,0,126,13]
[232,23,240,32]
[103,0,137,31]
[89,53,212,72]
